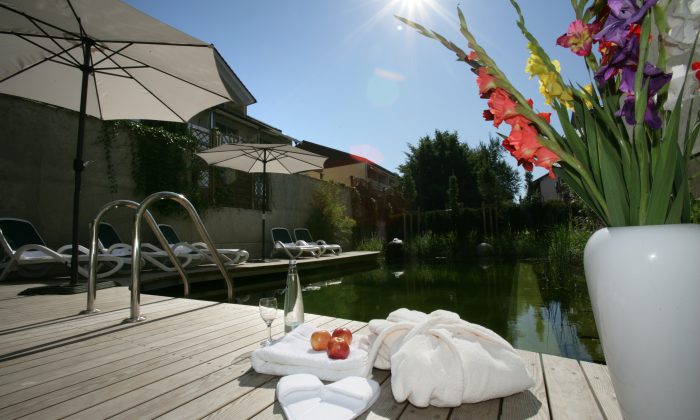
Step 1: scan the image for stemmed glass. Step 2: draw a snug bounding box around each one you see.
[259,297,277,346]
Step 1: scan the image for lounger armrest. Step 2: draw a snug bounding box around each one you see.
[14,244,68,259]
[56,244,90,255]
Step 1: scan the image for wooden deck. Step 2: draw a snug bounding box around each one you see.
[0,283,622,419]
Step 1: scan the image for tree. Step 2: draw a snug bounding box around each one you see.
[399,130,480,211]
[447,175,460,211]
[470,138,520,205]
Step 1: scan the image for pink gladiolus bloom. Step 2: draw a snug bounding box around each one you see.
[476,67,497,98]
[487,88,519,127]
[556,20,596,56]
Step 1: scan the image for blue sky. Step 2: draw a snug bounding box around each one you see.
[124,0,591,184]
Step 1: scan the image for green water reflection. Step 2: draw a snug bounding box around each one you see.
[235,260,603,362]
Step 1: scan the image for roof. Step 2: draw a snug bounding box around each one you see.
[296,140,397,176]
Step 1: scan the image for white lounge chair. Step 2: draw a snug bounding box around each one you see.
[158,224,249,265]
[0,218,125,281]
[98,222,203,271]
[271,227,322,259]
[293,228,342,256]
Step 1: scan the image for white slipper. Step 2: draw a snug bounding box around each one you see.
[277,373,380,420]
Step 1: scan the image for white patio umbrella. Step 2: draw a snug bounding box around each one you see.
[0,0,252,284]
[196,143,327,260]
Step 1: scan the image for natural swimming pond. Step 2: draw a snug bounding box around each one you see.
[216,260,603,363]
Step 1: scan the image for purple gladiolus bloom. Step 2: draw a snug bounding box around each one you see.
[619,62,671,95]
[615,62,670,128]
[615,94,663,129]
[594,0,658,45]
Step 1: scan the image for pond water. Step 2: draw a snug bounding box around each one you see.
[222,260,603,363]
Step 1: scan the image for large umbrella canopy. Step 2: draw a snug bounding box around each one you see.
[196,143,328,260]
[196,143,328,175]
[0,0,252,283]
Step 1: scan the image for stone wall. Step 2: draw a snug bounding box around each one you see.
[0,94,352,259]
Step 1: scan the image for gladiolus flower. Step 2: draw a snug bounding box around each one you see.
[525,50,560,78]
[503,122,541,161]
[693,61,700,84]
[556,19,597,56]
[537,112,552,123]
[487,88,519,127]
[538,72,574,108]
[476,67,497,98]
[483,109,495,121]
[534,147,560,179]
[468,51,479,61]
[595,0,658,45]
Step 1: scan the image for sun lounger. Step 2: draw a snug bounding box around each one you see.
[293,228,342,256]
[98,222,203,271]
[158,224,249,265]
[0,218,125,281]
[271,227,322,259]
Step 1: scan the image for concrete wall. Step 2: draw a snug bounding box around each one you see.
[0,94,353,259]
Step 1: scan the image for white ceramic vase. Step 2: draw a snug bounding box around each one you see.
[584,224,700,420]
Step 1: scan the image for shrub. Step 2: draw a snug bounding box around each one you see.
[307,181,356,248]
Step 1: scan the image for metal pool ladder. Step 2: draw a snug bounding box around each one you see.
[82,192,234,323]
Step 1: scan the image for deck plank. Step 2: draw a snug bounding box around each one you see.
[111,317,343,419]
[501,350,550,420]
[580,361,622,420]
[448,399,500,419]
[541,354,603,420]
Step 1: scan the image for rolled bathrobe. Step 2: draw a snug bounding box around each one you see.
[365,309,535,407]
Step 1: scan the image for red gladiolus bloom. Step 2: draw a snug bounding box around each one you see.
[476,67,497,98]
[537,112,552,123]
[487,88,518,127]
[505,114,532,130]
[483,109,495,121]
[504,123,540,161]
[692,61,700,85]
[468,51,479,61]
[534,147,560,179]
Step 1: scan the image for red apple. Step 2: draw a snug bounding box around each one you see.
[326,337,350,359]
[332,327,353,345]
[310,330,331,351]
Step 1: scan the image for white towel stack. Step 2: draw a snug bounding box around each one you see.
[251,324,370,382]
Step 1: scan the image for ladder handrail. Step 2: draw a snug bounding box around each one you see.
[82,199,192,314]
[127,192,233,322]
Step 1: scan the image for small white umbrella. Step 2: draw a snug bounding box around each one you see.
[196,143,327,260]
[0,0,253,283]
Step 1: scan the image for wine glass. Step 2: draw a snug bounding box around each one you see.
[259,297,277,346]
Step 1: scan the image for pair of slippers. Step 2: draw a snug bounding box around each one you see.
[277,374,380,420]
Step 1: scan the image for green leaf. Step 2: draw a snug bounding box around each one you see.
[556,165,608,225]
[598,133,629,226]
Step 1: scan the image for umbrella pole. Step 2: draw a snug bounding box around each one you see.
[260,160,267,261]
[69,37,93,286]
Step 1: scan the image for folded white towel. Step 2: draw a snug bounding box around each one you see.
[251,324,370,381]
[365,309,534,407]
[277,374,380,420]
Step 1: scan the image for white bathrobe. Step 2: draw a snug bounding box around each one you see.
[364,309,534,407]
